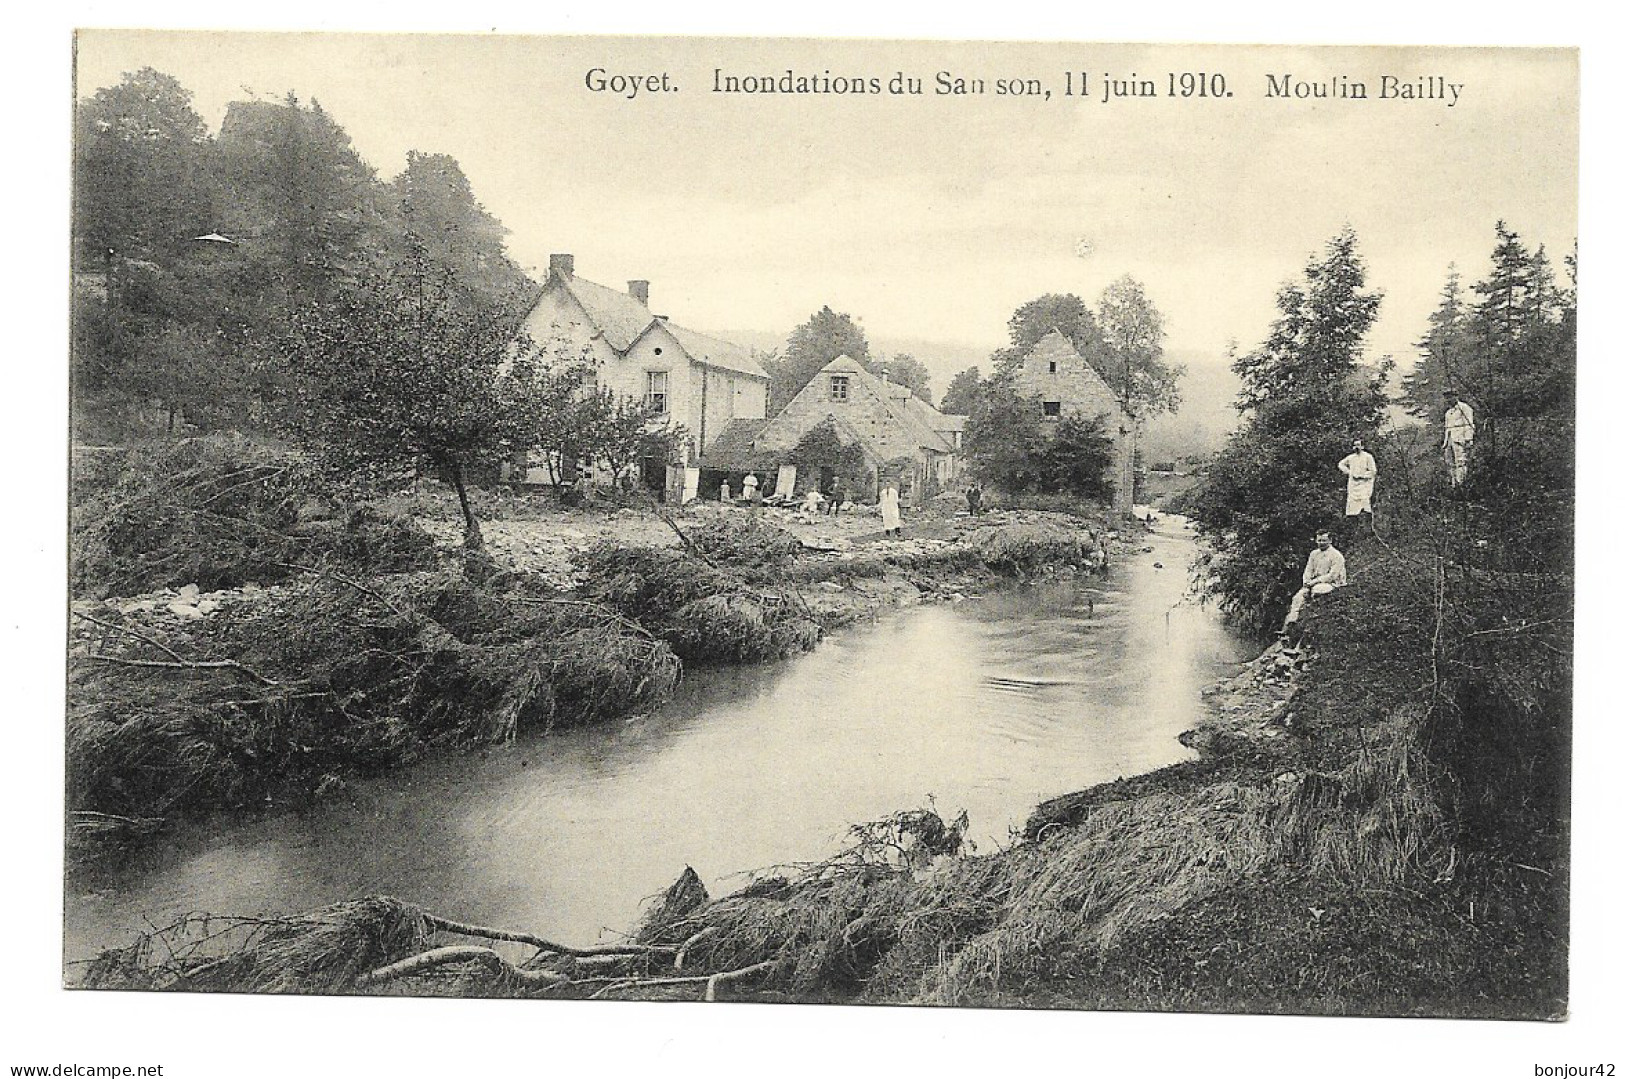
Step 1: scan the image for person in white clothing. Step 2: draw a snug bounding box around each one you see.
[879,482,902,536]
[1338,439,1378,517]
[1281,530,1347,634]
[1443,395,1476,487]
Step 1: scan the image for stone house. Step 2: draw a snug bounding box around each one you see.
[512,254,770,482]
[1010,329,1138,513]
[703,354,967,506]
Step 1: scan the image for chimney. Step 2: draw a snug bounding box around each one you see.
[548,253,574,281]
[628,280,650,306]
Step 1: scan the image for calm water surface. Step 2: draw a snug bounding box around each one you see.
[65,519,1248,961]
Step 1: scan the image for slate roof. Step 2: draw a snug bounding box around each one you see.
[660,322,769,380]
[554,274,656,352]
[533,272,768,381]
[696,418,773,469]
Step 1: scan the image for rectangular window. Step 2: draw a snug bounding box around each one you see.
[645,370,669,415]
[830,374,850,401]
[1048,361,1058,373]
[1043,400,1062,418]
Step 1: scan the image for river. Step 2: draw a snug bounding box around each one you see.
[64,518,1249,965]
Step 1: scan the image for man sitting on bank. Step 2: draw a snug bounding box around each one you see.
[1281,529,1347,637]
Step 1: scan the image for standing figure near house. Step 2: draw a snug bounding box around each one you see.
[1281,529,1347,636]
[720,479,731,503]
[880,481,902,536]
[742,472,759,507]
[1443,394,1476,487]
[1338,439,1378,518]
[965,482,983,517]
[826,475,842,518]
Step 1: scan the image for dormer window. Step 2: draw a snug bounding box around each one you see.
[830,375,850,401]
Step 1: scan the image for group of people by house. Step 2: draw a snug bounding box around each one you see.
[717,471,859,519]
[1281,393,1477,636]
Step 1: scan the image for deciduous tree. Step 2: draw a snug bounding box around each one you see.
[282,258,531,550]
[940,367,985,417]
[1098,275,1182,417]
[767,306,871,413]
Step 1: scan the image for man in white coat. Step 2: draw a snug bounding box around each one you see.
[1338,439,1378,518]
[1443,395,1476,487]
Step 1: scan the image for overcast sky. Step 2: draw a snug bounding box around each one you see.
[76,34,1577,368]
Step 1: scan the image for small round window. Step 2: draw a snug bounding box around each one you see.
[653,347,663,355]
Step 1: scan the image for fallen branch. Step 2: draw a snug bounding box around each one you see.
[273,561,402,615]
[354,946,568,989]
[85,652,280,687]
[425,914,677,958]
[72,611,185,662]
[674,925,719,971]
[657,510,721,567]
[587,959,777,1001]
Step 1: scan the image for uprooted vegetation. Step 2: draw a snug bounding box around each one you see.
[68,568,681,853]
[68,446,1120,865]
[77,704,1456,1006]
[576,529,823,666]
[71,435,437,598]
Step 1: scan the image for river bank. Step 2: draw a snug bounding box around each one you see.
[76,528,1566,1019]
[68,459,1121,869]
[73,447,1564,1019]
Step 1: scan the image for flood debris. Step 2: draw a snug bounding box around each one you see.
[67,566,682,847]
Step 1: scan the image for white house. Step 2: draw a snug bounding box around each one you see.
[514,254,770,471]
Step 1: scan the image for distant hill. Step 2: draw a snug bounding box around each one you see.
[1143,354,1241,465]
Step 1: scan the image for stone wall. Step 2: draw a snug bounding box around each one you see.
[1012,331,1137,513]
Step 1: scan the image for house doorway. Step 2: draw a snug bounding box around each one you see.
[638,456,665,494]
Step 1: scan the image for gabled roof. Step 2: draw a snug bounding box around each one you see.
[550,274,655,352]
[658,322,768,380]
[696,418,774,470]
[534,271,768,381]
[817,355,955,454]
[1023,329,1123,405]
[897,392,966,436]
